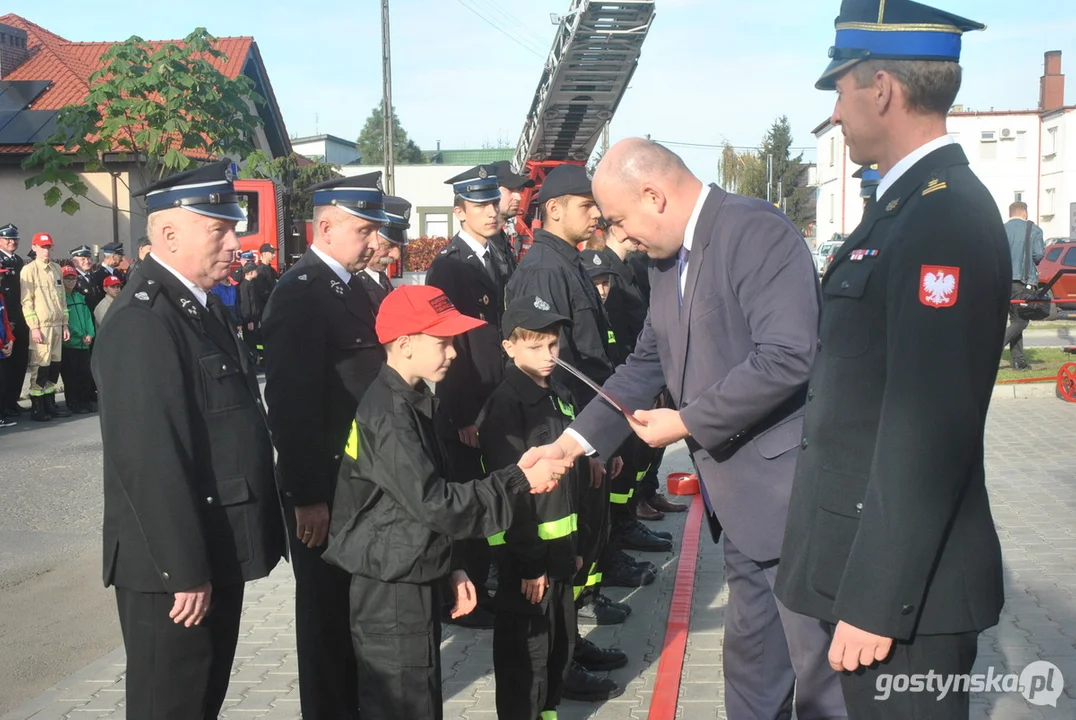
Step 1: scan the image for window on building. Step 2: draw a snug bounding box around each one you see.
[420,209,452,238]
[1046,127,1059,156]
[1044,188,1056,215]
[981,141,997,161]
[981,130,996,142]
[1016,131,1028,158]
[828,194,835,223]
[829,137,835,167]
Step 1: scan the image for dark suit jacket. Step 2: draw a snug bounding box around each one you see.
[569,185,820,562]
[774,144,1009,640]
[93,256,286,593]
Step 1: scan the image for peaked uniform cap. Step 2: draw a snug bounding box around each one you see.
[379,195,412,246]
[311,172,389,224]
[134,158,246,222]
[445,166,501,204]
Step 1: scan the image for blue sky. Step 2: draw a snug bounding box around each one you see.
[11,0,1076,181]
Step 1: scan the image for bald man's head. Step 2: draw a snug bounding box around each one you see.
[592,138,701,259]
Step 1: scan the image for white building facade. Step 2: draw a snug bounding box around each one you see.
[291,134,362,166]
[341,164,474,238]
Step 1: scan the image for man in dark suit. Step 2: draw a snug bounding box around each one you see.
[0,224,28,418]
[358,195,409,312]
[90,242,125,303]
[531,138,846,719]
[774,3,1011,718]
[93,159,287,719]
[261,173,388,720]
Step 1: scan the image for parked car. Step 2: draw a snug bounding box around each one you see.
[814,238,844,276]
[1037,241,1076,311]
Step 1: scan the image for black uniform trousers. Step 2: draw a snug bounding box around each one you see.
[638,445,665,501]
[443,437,494,607]
[349,574,444,720]
[838,630,979,720]
[2,320,28,410]
[573,473,609,605]
[115,583,245,720]
[494,579,576,720]
[60,346,93,408]
[284,500,359,719]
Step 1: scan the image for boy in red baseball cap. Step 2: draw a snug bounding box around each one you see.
[322,284,573,720]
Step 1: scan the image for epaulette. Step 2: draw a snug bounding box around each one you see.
[921,169,949,197]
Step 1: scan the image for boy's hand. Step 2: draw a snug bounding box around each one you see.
[610,456,624,480]
[520,457,571,494]
[1,341,12,358]
[63,327,71,343]
[576,556,584,571]
[458,425,479,448]
[31,328,44,344]
[588,458,605,488]
[450,570,477,618]
[83,335,93,346]
[522,574,549,605]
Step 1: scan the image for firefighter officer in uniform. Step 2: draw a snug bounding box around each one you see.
[359,195,410,312]
[70,245,102,309]
[424,166,508,627]
[261,172,388,720]
[91,243,125,300]
[774,2,1012,718]
[489,159,535,279]
[93,159,286,718]
[0,223,29,418]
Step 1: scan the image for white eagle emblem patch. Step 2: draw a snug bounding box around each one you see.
[919,266,960,308]
[534,297,551,311]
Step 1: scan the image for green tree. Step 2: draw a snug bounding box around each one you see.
[239,150,341,220]
[357,103,426,165]
[23,29,265,215]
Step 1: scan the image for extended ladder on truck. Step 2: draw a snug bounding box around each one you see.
[511,0,656,246]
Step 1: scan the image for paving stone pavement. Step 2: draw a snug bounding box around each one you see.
[3,398,1075,719]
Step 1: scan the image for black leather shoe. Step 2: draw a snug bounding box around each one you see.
[562,662,624,702]
[574,636,628,671]
[603,551,655,588]
[46,395,71,418]
[615,521,673,552]
[2,404,23,418]
[614,549,657,575]
[634,519,672,541]
[445,605,495,629]
[577,593,629,625]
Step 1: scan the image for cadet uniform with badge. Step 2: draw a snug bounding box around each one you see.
[0,223,29,418]
[90,243,125,304]
[425,167,509,627]
[94,159,286,719]
[359,195,410,311]
[20,232,70,421]
[261,172,388,720]
[774,3,1011,718]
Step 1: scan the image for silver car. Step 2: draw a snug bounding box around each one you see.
[814,239,844,276]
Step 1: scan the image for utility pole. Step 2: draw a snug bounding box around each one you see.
[767,153,773,203]
[601,121,610,156]
[381,0,395,195]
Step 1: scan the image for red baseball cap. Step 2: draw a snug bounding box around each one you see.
[103,275,122,288]
[62,265,77,278]
[376,285,485,344]
[32,232,54,248]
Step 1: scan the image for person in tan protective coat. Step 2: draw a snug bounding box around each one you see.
[20,232,70,421]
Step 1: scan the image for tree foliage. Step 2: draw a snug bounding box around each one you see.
[719,116,815,231]
[22,28,265,215]
[357,102,426,165]
[239,150,341,221]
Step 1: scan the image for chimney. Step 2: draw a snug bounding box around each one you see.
[0,24,29,80]
[1040,51,1065,112]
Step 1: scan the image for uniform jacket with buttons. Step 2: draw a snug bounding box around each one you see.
[93,255,286,593]
[477,364,583,593]
[20,260,67,329]
[262,250,385,509]
[600,246,648,364]
[425,234,506,429]
[358,269,393,312]
[0,250,25,326]
[74,269,103,312]
[774,144,1010,641]
[506,230,615,407]
[0,293,12,345]
[568,186,820,562]
[322,364,530,584]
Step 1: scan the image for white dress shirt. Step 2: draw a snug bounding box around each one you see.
[458,229,491,264]
[874,135,956,201]
[153,254,209,308]
[310,244,353,285]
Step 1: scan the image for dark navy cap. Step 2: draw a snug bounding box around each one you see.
[239,250,255,260]
[488,161,535,191]
[102,242,124,256]
[0,224,18,240]
[311,172,388,223]
[71,244,92,258]
[818,0,985,90]
[242,261,258,274]
[134,158,245,222]
[259,243,275,254]
[579,249,614,278]
[136,236,151,249]
[502,294,572,340]
[445,166,501,204]
[379,196,412,246]
[536,164,592,204]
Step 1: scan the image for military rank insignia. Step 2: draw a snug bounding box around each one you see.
[179,297,199,317]
[330,279,345,296]
[922,178,948,197]
[849,249,879,262]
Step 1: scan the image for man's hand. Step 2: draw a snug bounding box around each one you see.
[247,322,255,331]
[170,582,212,627]
[31,328,44,344]
[588,458,605,489]
[520,433,586,469]
[62,327,70,343]
[450,570,477,619]
[458,425,479,449]
[519,457,572,494]
[1,341,12,358]
[522,573,549,605]
[294,503,330,548]
[610,456,624,480]
[576,555,584,571]
[828,620,893,672]
[630,408,690,448]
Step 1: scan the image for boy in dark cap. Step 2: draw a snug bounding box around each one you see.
[322,284,570,720]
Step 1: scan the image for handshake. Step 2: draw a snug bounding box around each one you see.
[514,436,587,494]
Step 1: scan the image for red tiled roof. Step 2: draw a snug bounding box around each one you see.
[0,14,255,110]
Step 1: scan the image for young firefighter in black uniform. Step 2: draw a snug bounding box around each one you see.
[425,166,508,627]
[479,295,603,714]
[359,195,409,312]
[322,285,570,720]
[239,261,263,365]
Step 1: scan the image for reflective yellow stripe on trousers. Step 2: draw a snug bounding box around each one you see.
[573,562,603,599]
[488,513,578,547]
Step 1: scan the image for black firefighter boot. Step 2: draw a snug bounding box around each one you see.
[45,392,71,418]
[30,396,51,422]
